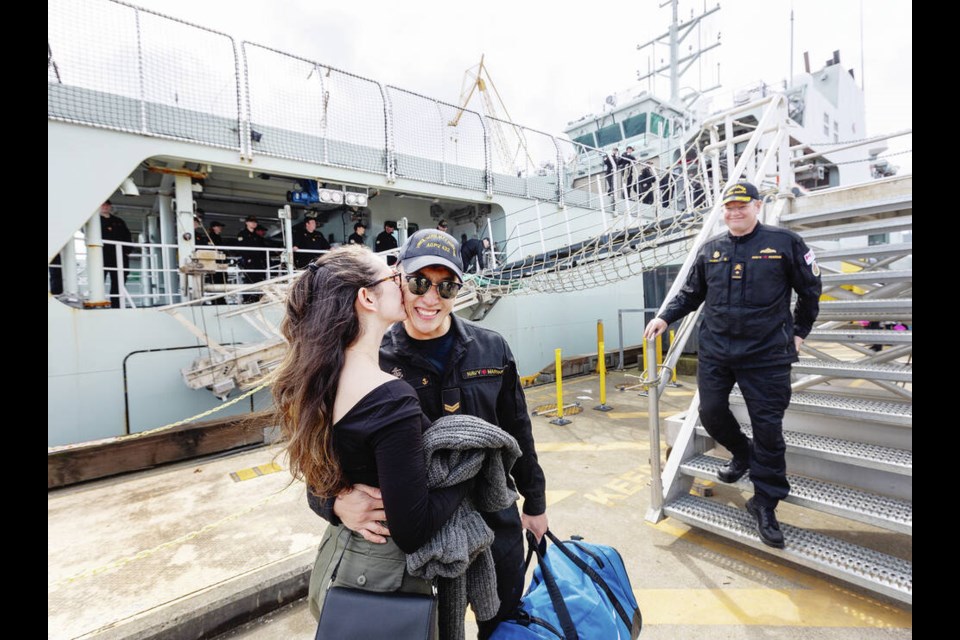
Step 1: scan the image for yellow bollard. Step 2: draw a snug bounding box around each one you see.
[638,337,651,397]
[595,319,613,411]
[550,348,571,425]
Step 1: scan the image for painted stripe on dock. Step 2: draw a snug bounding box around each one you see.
[230,461,283,482]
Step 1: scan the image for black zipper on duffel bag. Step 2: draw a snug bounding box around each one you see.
[513,608,563,638]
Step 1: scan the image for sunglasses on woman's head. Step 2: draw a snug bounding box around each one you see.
[404,275,463,299]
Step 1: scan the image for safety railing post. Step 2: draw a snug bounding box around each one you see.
[644,336,665,520]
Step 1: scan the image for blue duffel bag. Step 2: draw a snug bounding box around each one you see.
[490,530,642,639]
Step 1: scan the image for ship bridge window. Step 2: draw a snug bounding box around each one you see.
[622,113,647,138]
[596,123,623,147]
[573,133,597,149]
[650,113,670,138]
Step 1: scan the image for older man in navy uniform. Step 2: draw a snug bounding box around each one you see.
[643,181,821,548]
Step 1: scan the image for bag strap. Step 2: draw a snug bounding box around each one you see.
[327,525,354,585]
[527,531,579,640]
[543,530,635,632]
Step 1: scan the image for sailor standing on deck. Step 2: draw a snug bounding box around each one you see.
[602,148,620,198]
[293,216,330,269]
[643,181,822,548]
[619,146,638,199]
[235,215,267,302]
[347,221,367,246]
[374,219,399,265]
[99,200,132,308]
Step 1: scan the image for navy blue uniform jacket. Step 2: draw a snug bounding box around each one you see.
[659,222,822,368]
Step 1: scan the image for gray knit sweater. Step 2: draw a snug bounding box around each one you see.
[406,414,522,640]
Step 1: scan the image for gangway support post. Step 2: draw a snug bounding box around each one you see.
[594,320,613,412]
[666,329,681,387]
[644,336,666,522]
[83,210,108,307]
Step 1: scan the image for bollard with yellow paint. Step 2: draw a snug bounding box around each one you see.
[549,348,572,425]
[594,320,613,412]
[638,334,661,397]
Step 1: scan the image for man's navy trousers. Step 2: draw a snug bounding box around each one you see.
[697,360,792,508]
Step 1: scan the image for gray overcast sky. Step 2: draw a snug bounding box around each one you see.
[127,0,912,174]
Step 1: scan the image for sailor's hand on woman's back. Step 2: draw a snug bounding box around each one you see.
[334,483,391,543]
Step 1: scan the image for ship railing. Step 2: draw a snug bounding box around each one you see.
[46,0,696,225]
[51,238,313,308]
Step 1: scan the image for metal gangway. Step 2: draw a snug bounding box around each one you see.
[641,94,912,604]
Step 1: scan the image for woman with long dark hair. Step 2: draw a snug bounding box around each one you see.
[272,245,468,634]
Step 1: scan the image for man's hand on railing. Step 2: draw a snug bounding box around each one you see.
[643,317,668,341]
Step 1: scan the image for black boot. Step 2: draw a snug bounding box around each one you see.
[717,455,749,483]
[746,498,785,548]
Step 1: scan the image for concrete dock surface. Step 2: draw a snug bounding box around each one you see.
[48,371,912,639]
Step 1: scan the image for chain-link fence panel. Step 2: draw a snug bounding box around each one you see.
[555,138,603,210]
[388,87,486,191]
[49,0,142,131]
[242,44,329,164]
[487,117,560,202]
[48,0,242,151]
[138,11,240,149]
[434,103,487,191]
[322,70,388,174]
[244,45,387,174]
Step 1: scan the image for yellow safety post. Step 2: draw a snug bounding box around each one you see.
[594,319,613,411]
[549,348,571,425]
[637,335,652,397]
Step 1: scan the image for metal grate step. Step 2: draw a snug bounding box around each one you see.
[694,423,912,475]
[815,300,912,322]
[820,269,912,285]
[731,388,912,426]
[819,299,912,312]
[812,242,911,262]
[797,215,912,241]
[681,454,912,534]
[780,195,911,225]
[662,494,911,604]
[814,310,913,322]
[806,329,912,345]
[793,358,912,382]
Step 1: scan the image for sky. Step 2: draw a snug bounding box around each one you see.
[119,0,912,174]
